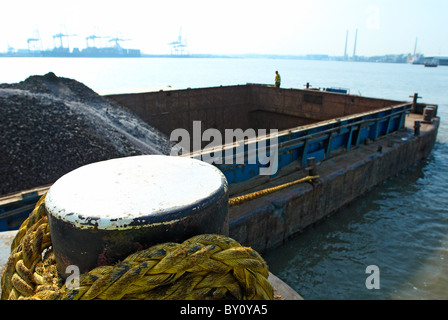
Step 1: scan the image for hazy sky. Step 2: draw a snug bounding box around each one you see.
[2,0,447,56]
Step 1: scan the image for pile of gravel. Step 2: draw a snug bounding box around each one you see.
[0,72,173,195]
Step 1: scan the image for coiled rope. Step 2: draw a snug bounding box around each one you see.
[1,174,317,300]
[1,195,273,300]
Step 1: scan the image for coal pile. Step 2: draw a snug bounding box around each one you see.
[0,72,173,195]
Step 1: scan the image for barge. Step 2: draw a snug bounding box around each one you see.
[0,84,439,250]
[0,83,439,300]
[103,84,439,253]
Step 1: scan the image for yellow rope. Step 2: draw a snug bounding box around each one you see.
[228,175,319,207]
[1,196,273,300]
[1,174,318,300]
[57,234,272,300]
[1,194,53,300]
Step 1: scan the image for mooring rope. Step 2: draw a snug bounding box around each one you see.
[228,175,319,207]
[1,195,273,300]
[1,174,318,300]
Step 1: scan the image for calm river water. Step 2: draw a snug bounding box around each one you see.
[1,57,447,299]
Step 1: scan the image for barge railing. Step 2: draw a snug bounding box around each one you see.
[208,103,412,185]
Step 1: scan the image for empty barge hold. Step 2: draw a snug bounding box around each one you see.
[105,84,439,253]
[0,84,440,256]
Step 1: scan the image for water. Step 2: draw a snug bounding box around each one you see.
[1,57,447,299]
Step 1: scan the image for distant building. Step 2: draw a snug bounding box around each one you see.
[423,56,448,66]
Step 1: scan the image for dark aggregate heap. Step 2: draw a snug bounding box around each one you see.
[0,72,173,195]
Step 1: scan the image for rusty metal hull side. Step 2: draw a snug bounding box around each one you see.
[229,116,439,253]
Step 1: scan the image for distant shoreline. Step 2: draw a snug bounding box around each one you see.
[0,52,435,65]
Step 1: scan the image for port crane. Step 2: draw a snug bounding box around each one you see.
[27,30,42,52]
[27,38,40,50]
[108,37,131,48]
[53,32,77,50]
[169,28,188,56]
[85,34,110,48]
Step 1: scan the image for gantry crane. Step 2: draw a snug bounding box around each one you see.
[108,37,131,48]
[53,32,77,50]
[169,28,188,56]
[27,30,42,52]
[85,34,111,48]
